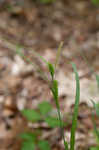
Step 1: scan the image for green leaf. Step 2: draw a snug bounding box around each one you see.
[21,141,35,150]
[48,63,55,79]
[38,140,51,150]
[70,63,80,150]
[96,75,99,89]
[38,101,52,115]
[20,132,36,142]
[95,103,99,117]
[91,100,99,117]
[21,109,41,122]
[45,116,65,128]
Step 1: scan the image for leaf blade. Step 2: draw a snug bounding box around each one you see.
[21,141,35,150]
[70,63,80,150]
[45,116,65,128]
[38,101,52,115]
[21,109,41,122]
[38,140,51,150]
[20,132,36,142]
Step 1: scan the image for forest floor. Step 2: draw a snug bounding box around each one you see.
[0,0,99,150]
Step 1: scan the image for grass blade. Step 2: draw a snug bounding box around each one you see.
[96,75,99,90]
[91,100,99,117]
[70,63,80,150]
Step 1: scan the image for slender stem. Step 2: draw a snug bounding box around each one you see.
[57,106,68,150]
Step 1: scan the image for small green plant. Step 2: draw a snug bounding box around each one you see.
[17,43,80,150]
[20,101,62,150]
[21,101,65,127]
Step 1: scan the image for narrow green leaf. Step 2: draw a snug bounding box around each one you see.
[38,101,52,115]
[16,47,39,67]
[21,109,41,122]
[96,75,99,90]
[48,63,55,79]
[29,48,48,65]
[70,63,80,150]
[16,44,48,66]
[91,100,99,117]
[21,141,35,150]
[20,132,36,142]
[38,140,51,150]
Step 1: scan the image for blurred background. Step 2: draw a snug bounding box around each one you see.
[0,0,99,150]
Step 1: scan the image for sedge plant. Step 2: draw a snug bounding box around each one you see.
[16,42,80,150]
